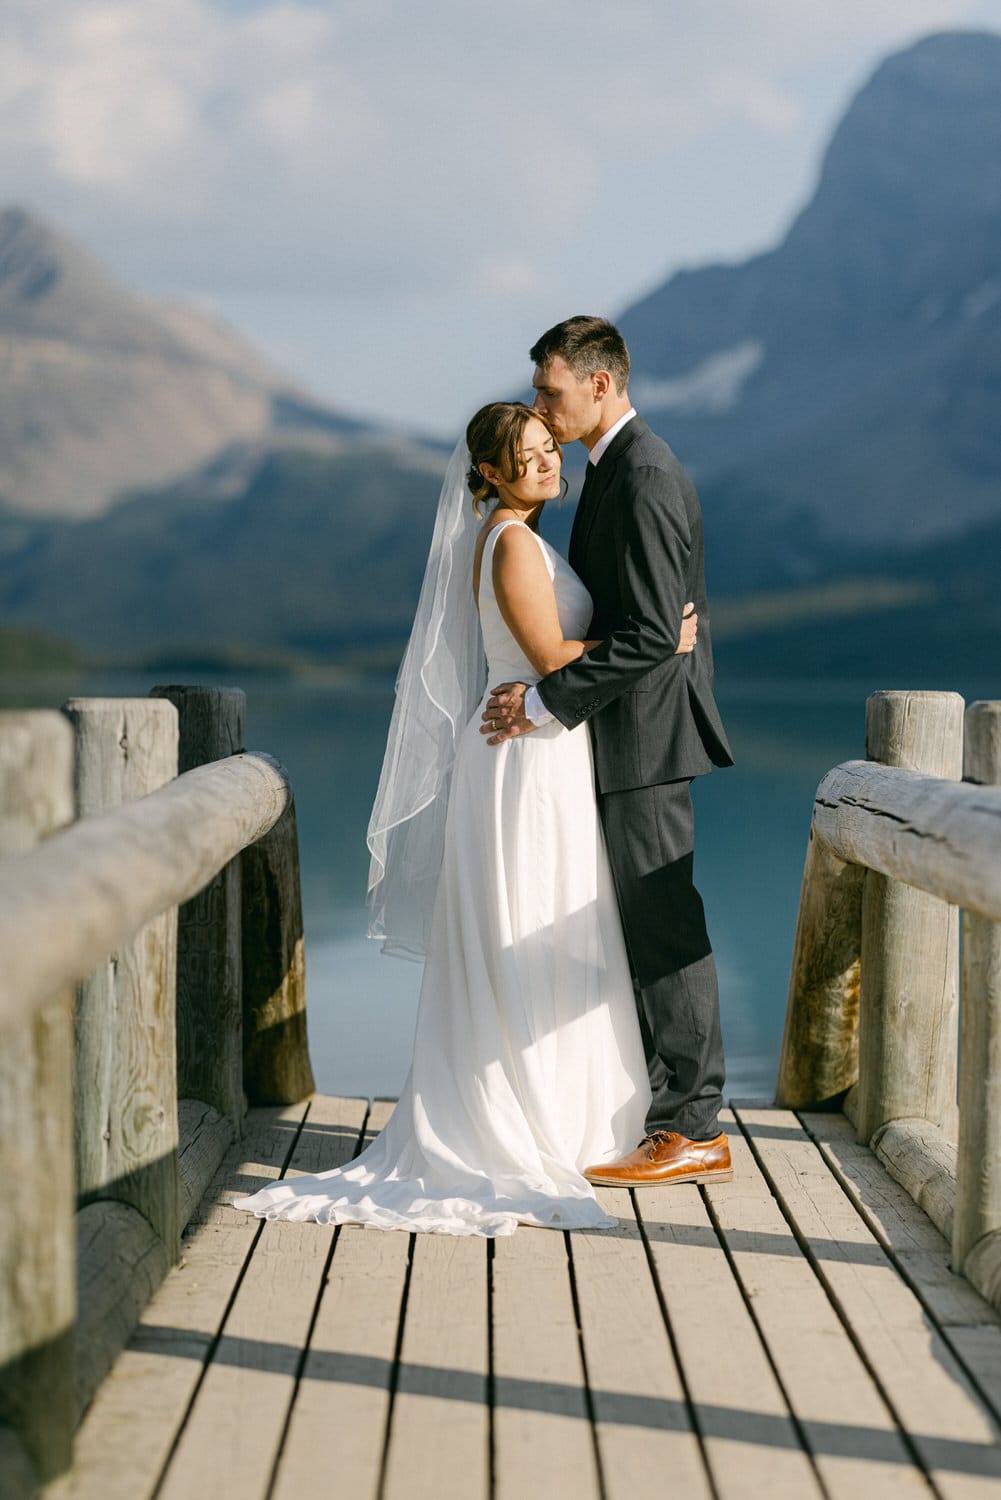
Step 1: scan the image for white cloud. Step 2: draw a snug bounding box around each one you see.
[3,0,988,286]
[476,257,544,296]
[10,6,204,190]
[1,0,997,428]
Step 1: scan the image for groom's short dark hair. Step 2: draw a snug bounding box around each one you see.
[530,316,630,394]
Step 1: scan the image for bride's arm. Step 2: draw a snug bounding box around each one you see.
[492,527,589,677]
[493,530,699,680]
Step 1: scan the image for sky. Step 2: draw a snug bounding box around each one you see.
[3,0,999,437]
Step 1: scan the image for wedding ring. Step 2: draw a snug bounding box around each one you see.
[493,719,500,731]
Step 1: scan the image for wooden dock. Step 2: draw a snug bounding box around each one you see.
[7,688,1001,1497]
[63,1096,1001,1500]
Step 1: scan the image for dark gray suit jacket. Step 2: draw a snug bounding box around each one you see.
[536,415,733,793]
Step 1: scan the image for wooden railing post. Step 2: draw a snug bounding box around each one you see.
[242,796,315,1103]
[775,829,863,1108]
[855,691,964,1144]
[63,697,181,1260]
[955,701,1001,1280]
[0,712,76,1489]
[149,685,246,1136]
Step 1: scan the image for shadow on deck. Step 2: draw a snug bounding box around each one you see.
[60,1101,1001,1500]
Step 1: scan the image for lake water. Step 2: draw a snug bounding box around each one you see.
[7,668,993,1102]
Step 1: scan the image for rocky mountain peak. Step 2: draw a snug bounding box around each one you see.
[782,30,1001,326]
[0,203,287,379]
[616,29,1001,552]
[0,206,346,516]
[621,29,1001,374]
[0,204,158,347]
[0,206,65,303]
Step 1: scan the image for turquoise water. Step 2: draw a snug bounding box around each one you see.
[8,669,992,1101]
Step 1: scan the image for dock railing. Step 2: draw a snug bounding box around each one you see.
[777,690,1001,1313]
[0,686,315,1495]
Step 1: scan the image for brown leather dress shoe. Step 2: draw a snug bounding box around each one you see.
[583,1130,733,1187]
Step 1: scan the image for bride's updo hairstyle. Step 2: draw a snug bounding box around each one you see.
[465,402,562,516]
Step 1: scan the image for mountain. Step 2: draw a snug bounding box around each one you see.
[0,206,372,518]
[1,31,1000,676]
[619,30,1001,584]
[0,444,445,666]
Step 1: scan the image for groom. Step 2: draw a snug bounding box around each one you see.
[482,315,734,1186]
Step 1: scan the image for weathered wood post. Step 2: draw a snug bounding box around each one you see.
[0,712,77,1490]
[242,796,315,1103]
[150,685,246,1137]
[855,691,964,1145]
[63,698,181,1261]
[775,829,863,1108]
[954,701,1001,1285]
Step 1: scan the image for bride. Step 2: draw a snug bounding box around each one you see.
[231,402,696,1236]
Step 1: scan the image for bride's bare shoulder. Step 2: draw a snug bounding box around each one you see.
[473,516,530,595]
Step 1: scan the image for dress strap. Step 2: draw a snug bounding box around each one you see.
[479,521,551,605]
[483,516,527,550]
[482,518,550,563]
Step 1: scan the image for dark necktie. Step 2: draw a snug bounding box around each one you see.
[569,459,598,566]
[576,460,598,522]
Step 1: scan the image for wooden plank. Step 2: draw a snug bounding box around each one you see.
[67,1102,313,1500]
[492,1226,599,1500]
[739,1105,1001,1500]
[568,1188,710,1499]
[801,1112,1000,1326]
[704,1110,929,1498]
[632,1180,822,1498]
[945,1327,1001,1441]
[270,1099,409,1500]
[382,1234,490,1500]
[155,1094,367,1500]
[802,1110,1001,1429]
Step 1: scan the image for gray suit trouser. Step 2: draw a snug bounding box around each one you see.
[597,779,726,1141]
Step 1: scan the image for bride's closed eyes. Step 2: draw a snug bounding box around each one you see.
[517,441,559,473]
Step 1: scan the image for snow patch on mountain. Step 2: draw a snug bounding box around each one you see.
[632,340,764,414]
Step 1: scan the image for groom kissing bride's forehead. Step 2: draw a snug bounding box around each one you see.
[485,314,734,1186]
[530,315,633,446]
[232,314,734,1238]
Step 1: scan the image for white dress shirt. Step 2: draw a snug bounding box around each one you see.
[522,409,637,726]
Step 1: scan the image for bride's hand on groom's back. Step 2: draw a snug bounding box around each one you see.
[677,603,698,655]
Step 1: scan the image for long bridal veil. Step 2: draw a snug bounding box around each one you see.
[365,437,486,960]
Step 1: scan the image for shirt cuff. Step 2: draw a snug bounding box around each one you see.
[523,685,554,726]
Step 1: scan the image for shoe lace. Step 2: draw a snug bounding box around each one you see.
[641,1130,677,1156]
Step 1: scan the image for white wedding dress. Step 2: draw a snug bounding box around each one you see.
[231,520,651,1235]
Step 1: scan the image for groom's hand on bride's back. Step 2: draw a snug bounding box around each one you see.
[481,683,536,745]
